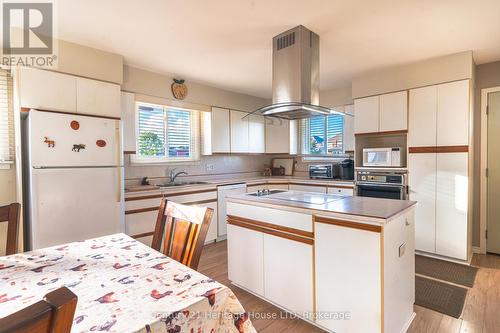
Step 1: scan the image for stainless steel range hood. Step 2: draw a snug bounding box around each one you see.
[252,25,350,120]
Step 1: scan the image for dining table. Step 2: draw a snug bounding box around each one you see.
[0,233,256,333]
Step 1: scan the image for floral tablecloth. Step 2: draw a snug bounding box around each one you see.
[0,233,256,333]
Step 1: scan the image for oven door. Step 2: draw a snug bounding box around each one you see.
[356,183,407,200]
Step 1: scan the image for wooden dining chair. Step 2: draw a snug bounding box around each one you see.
[0,287,78,333]
[0,202,20,255]
[151,199,213,270]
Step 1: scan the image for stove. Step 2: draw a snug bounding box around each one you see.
[247,190,344,205]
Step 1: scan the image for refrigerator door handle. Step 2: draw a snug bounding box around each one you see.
[116,121,122,203]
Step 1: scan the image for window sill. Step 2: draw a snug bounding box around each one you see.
[0,161,14,170]
[129,158,201,167]
[300,155,350,163]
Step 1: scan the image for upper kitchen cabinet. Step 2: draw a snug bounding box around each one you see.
[76,77,121,118]
[379,91,408,132]
[265,117,290,153]
[343,104,355,152]
[354,91,408,134]
[248,114,266,153]
[211,107,231,153]
[19,67,77,112]
[121,91,136,153]
[409,80,470,147]
[408,85,437,147]
[230,110,250,153]
[354,96,379,134]
[436,80,469,146]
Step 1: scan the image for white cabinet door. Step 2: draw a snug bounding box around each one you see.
[265,118,290,153]
[354,96,379,134]
[315,221,381,333]
[19,67,77,112]
[379,91,408,132]
[230,110,249,152]
[76,77,121,118]
[409,86,437,147]
[327,186,354,196]
[211,107,230,153]
[248,114,265,153]
[202,201,218,243]
[227,224,264,296]
[436,80,469,146]
[343,104,355,151]
[289,184,327,193]
[409,153,437,253]
[264,234,313,315]
[121,92,136,153]
[436,152,468,260]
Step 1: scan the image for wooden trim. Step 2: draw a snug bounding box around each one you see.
[408,145,469,154]
[125,199,217,215]
[131,231,154,239]
[125,206,159,215]
[355,129,408,136]
[21,107,121,120]
[246,182,267,187]
[228,219,314,245]
[327,185,355,189]
[267,182,291,186]
[123,151,136,155]
[380,228,385,333]
[125,188,216,201]
[227,215,314,239]
[125,194,163,202]
[314,216,382,233]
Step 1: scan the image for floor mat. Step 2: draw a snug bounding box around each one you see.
[416,255,478,287]
[415,275,467,318]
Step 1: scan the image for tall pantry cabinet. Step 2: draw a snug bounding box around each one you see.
[408,79,471,261]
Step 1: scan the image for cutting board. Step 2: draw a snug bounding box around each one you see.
[272,158,294,176]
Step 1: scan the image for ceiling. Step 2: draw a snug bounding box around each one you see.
[58,0,500,98]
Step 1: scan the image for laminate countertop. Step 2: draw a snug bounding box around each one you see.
[226,191,417,221]
[125,176,355,194]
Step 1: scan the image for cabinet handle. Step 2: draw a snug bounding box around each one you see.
[405,218,411,226]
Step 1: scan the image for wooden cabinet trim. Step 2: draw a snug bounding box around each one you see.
[125,188,216,201]
[314,216,382,233]
[408,145,469,154]
[289,182,327,188]
[125,194,163,202]
[227,215,314,239]
[228,217,314,245]
[355,129,408,136]
[125,199,217,215]
[327,185,355,189]
[20,107,120,120]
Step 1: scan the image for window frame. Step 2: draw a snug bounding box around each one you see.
[131,101,201,165]
[300,113,345,157]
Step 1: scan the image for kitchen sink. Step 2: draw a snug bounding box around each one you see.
[159,181,210,187]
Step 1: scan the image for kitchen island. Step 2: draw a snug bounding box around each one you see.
[226,190,417,333]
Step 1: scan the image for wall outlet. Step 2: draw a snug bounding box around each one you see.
[205,164,215,171]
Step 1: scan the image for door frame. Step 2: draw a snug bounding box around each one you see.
[480,86,500,253]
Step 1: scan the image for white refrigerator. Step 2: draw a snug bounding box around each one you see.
[26,110,124,250]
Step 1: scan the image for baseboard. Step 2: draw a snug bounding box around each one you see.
[415,250,471,265]
[401,312,416,333]
[472,246,484,254]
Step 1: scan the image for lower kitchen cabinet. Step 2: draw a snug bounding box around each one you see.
[267,183,289,191]
[227,224,265,296]
[263,234,313,315]
[289,184,327,193]
[327,186,354,196]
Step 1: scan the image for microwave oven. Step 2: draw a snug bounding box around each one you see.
[362,147,402,167]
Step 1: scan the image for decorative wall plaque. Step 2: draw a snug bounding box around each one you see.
[171,78,187,100]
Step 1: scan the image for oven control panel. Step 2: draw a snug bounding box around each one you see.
[356,171,406,185]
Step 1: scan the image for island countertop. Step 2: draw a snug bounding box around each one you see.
[226,191,417,221]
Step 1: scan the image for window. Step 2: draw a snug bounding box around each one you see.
[0,69,14,168]
[300,114,344,155]
[132,102,200,164]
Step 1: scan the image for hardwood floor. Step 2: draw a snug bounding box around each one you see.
[197,240,500,333]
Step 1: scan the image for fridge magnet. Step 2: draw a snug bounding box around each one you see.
[70,120,80,130]
[72,144,86,152]
[44,137,55,148]
[171,78,187,100]
[96,139,106,147]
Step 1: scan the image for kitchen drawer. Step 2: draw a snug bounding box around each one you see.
[125,197,163,211]
[267,183,289,190]
[164,190,217,203]
[327,186,354,196]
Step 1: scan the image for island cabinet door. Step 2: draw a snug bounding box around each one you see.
[314,220,382,333]
[263,234,313,316]
[227,224,264,296]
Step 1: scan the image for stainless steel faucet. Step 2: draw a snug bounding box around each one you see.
[168,168,188,183]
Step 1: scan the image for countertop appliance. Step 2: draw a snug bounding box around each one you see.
[217,183,247,237]
[24,110,123,250]
[363,147,402,167]
[356,170,408,200]
[309,159,354,180]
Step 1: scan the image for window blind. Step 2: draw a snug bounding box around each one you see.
[0,69,14,165]
[299,113,344,155]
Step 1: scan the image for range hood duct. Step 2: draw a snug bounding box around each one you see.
[252,25,350,120]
